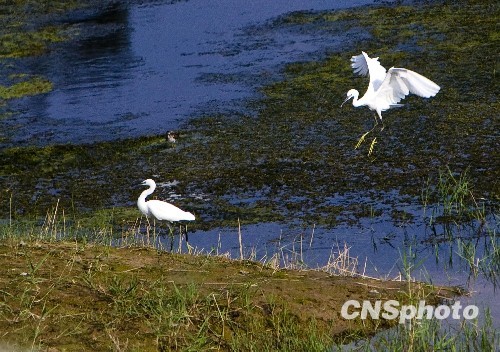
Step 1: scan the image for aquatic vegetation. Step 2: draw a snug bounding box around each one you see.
[418,167,499,286]
[0,76,52,100]
[354,309,499,352]
[0,26,65,59]
[422,167,489,223]
[0,0,498,234]
[0,0,113,103]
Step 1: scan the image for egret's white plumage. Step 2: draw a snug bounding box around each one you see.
[138,179,195,246]
[341,51,440,122]
[138,179,195,222]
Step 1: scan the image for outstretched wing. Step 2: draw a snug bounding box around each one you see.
[389,68,440,98]
[351,51,387,92]
[373,67,440,112]
[148,200,195,222]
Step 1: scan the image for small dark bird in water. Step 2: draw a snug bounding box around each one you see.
[167,130,179,143]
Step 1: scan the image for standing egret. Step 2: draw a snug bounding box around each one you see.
[341,51,440,127]
[137,179,195,250]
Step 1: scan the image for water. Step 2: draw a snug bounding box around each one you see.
[4,0,373,145]
[183,206,499,328]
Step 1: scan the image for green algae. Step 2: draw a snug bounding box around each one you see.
[0,26,66,58]
[0,76,53,100]
[0,0,97,102]
[0,0,498,231]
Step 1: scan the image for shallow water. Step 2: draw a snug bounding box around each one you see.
[182,206,499,328]
[4,0,373,145]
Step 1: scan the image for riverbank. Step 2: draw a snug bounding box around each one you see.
[0,239,458,351]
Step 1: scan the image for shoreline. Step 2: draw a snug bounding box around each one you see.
[0,240,461,350]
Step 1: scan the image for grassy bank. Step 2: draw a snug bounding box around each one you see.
[0,237,461,351]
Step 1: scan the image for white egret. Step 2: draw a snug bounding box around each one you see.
[138,179,195,249]
[341,51,440,126]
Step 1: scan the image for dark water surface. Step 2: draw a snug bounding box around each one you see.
[4,0,373,145]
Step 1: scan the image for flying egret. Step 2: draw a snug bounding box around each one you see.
[341,51,440,127]
[137,179,195,250]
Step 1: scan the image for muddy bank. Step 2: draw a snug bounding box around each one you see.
[0,241,459,350]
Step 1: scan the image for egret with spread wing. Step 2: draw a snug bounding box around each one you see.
[138,179,195,250]
[341,51,440,127]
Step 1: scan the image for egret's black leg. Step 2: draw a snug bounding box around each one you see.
[372,113,379,128]
[379,116,385,131]
[184,224,194,254]
[167,223,174,251]
[144,216,152,246]
[372,113,386,131]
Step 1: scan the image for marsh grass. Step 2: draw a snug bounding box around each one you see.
[0,235,359,351]
[0,236,336,351]
[348,309,500,352]
[0,203,466,351]
[1,204,321,350]
[455,229,499,287]
[333,241,499,352]
[2,199,362,277]
[419,167,499,288]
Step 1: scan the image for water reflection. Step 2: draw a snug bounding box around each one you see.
[3,0,374,145]
[8,3,140,144]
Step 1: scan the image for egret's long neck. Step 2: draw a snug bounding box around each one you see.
[138,184,155,215]
[351,91,361,107]
[139,184,155,201]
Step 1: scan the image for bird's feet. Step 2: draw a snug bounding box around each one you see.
[355,129,372,149]
[355,116,385,154]
[355,123,381,155]
[368,137,377,156]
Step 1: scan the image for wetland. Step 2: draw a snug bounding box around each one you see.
[0,0,499,350]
